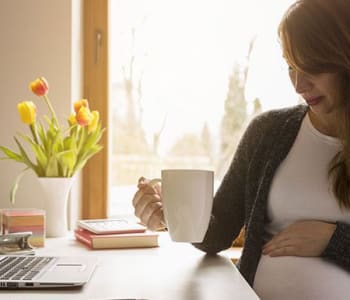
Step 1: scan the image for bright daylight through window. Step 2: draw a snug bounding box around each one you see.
[109,0,298,217]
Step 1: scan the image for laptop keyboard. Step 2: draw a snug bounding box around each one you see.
[0,256,54,281]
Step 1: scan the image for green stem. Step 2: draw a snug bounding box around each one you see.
[29,123,39,144]
[10,167,30,204]
[43,95,59,128]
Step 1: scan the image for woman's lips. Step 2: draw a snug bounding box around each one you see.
[305,96,323,106]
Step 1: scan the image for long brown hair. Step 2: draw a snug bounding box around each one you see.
[278,0,350,209]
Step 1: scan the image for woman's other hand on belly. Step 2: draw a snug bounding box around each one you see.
[262,220,336,257]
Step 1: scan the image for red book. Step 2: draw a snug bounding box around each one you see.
[74,227,159,249]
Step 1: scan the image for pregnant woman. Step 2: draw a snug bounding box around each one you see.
[132,0,350,298]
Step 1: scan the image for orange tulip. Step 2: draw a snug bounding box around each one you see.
[29,77,49,96]
[17,101,37,124]
[74,99,89,114]
[76,107,92,127]
[88,111,100,133]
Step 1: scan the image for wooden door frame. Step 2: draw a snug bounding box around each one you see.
[82,0,109,219]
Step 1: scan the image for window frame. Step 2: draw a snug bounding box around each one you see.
[82,0,109,219]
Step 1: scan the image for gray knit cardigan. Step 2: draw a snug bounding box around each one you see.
[193,104,350,287]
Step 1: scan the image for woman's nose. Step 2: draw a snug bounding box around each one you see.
[291,71,313,94]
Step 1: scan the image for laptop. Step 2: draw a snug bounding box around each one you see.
[0,255,98,289]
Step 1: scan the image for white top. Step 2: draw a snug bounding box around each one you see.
[253,113,350,300]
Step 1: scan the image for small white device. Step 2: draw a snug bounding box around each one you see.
[77,218,146,234]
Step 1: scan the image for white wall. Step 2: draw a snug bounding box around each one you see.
[0,0,83,228]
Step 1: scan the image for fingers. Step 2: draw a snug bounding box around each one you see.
[134,193,161,220]
[132,189,142,208]
[132,176,165,231]
[137,176,149,189]
[132,185,157,207]
[133,177,160,208]
[262,227,300,256]
[142,202,166,231]
[149,207,166,230]
[263,245,296,257]
[137,177,161,191]
[135,196,165,231]
[262,236,290,255]
[263,233,287,251]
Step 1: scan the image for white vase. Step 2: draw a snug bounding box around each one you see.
[38,177,74,238]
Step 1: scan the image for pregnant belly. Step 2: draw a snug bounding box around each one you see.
[253,255,350,300]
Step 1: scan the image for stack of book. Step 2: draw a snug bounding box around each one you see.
[74,218,159,249]
[1,208,45,247]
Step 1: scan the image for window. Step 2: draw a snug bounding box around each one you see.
[107,0,298,217]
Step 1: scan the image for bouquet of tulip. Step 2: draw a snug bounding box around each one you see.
[0,77,105,203]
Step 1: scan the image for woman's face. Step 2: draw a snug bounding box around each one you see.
[289,68,342,134]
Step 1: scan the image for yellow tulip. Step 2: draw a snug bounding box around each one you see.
[76,107,92,127]
[74,99,89,114]
[29,77,49,96]
[68,113,77,126]
[88,111,100,133]
[17,101,37,124]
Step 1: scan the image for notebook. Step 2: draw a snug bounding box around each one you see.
[0,255,98,288]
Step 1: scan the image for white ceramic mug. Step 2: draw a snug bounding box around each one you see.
[161,169,214,242]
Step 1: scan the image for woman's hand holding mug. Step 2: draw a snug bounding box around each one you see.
[133,170,214,243]
[132,177,166,231]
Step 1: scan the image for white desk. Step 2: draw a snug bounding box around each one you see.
[0,233,259,299]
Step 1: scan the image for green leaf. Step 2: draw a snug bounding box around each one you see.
[17,134,48,175]
[77,125,104,160]
[37,122,49,153]
[83,126,104,151]
[63,135,77,152]
[44,115,54,127]
[0,146,24,162]
[74,144,103,173]
[45,155,59,177]
[57,150,76,175]
[69,124,78,138]
[31,144,48,171]
[77,126,87,153]
[58,163,66,177]
[14,137,38,173]
[48,125,64,155]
